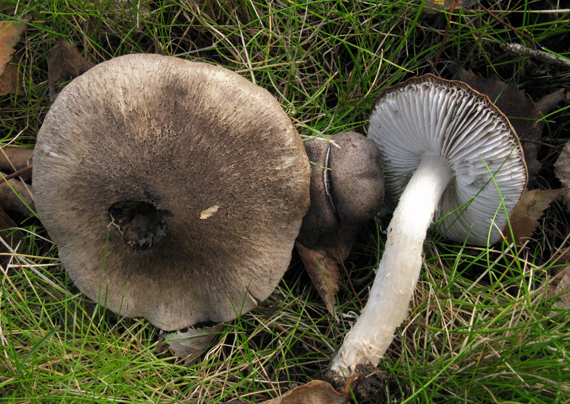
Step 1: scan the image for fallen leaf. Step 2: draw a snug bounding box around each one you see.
[506,188,564,244]
[0,22,25,73]
[0,22,26,96]
[48,40,94,102]
[547,266,570,312]
[224,368,386,404]
[0,55,20,96]
[535,88,567,115]
[161,324,223,364]
[552,268,570,310]
[296,241,341,320]
[554,140,570,210]
[0,177,35,217]
[263,380,349,404]
[0,148,33,179]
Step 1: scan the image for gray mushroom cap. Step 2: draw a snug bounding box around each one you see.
[297,132,384,249]
[33,54,311,331]
[368,74,527,245]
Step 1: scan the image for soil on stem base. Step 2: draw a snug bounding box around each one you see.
[325,364,388,404]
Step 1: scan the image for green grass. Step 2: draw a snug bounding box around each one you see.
[1,0,570,403]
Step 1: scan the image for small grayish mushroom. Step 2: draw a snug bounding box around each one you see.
[331,74,527,377]
[33,54,311,332]
[296,131,384,318]
[298,131,385,259]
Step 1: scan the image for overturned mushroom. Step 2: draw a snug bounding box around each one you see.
[33,54,311,331]
[330,74,527,377]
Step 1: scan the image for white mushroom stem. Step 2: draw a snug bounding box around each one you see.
[331,154,453,376]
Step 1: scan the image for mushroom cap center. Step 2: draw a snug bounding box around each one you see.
[108,200,172,251]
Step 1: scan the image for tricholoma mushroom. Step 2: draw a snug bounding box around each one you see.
[33,54,385,337]
[331,74,527,377]
[33,54,312,331]
[297,131,385,259]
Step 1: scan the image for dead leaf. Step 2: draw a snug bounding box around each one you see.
[296,241,341,320]
[535,88,567,115]
[0,55,20,96]
[222,369,385,404]
[0,22,25,73]
[263,380,349,404]
[48,41,94,102]
[161,324,223,364]
[506,188,564,244]
[547,266,570,311]
[0,177,35,216]
[0,22,26,96]
[0,148,33,179]
[554,140,570,210]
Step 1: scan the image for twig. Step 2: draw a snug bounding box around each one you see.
[501,43,570,69]
[433,0,459,69]
[340,372,363,395]
[1,164,33,181]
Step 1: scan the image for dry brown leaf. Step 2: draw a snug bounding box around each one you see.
[0,148,33,179]
[0,55,20,96]
[506,188,564,244]
[48,40,94,102]
[552,267,570,310]
[546,266,570,312]
[161,324,223,364]
[221,369,385,404]
[0,22,26,96]
[296,241,341,320]
[263,380,350,404]
[0,22,25,73]
[535,88,567,115]
[0,177,35,216]
[554,140,570,210]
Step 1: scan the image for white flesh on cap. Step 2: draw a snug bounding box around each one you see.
[330,75,526,376]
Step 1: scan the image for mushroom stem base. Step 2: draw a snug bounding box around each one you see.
[330,154,452,377]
